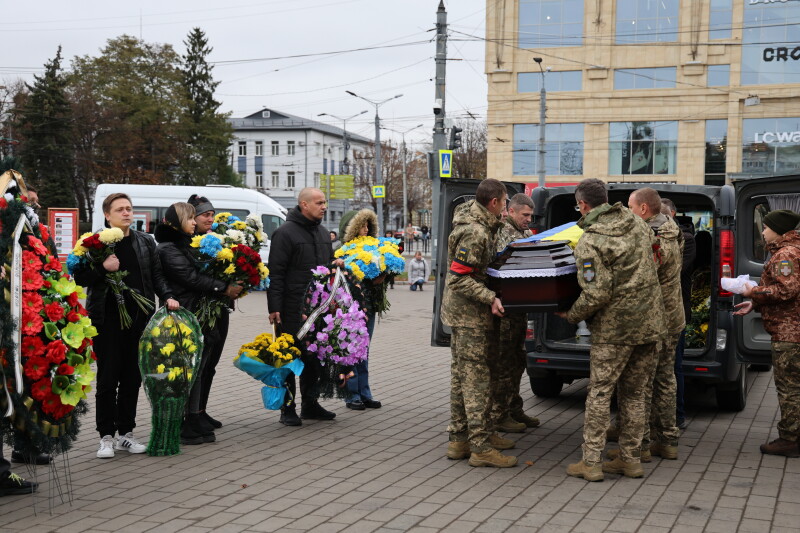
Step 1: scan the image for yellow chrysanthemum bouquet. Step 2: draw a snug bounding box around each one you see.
[234,329,304,410]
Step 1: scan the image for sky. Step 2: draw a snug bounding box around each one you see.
[1,0,488,148]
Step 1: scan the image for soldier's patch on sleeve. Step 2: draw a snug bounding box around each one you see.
[456,247,468,262]
[776,260,794,277]
[582,260,596,282]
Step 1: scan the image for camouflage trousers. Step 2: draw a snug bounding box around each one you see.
[448,327,494,452]
[487,314,527,430]
[641,333,682,448]
[583,342,658,465]
[772,341,800,442]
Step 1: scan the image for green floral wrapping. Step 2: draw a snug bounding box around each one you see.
[138,307,203,456]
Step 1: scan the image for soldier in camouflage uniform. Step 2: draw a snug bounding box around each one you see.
[490,193,540,434]
[735,209,800,457]
[442,179,517,468]
[558,179,665,481]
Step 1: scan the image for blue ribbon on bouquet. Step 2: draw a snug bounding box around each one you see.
[234,354,305,410]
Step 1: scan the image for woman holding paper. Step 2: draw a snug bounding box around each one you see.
[734,209,800,458]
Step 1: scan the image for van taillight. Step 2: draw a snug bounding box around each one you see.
[719,229,734,297]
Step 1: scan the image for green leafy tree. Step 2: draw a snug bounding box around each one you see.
[177,27,235,185]
[15,47,76,208]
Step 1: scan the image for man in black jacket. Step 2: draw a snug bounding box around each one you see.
[74,193,179,459]
[268,187,338,425]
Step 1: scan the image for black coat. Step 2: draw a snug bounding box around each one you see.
[74,229,174,326]
[154,224,228,312]
[267,207,333,334]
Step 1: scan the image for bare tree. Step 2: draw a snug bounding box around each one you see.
[452,119,487,180]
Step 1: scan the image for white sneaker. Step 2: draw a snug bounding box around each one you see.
[97,435,116,459]
[115,432,147,454]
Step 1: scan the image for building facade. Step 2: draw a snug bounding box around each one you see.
[486,0,800,186]
[229,109,372,230]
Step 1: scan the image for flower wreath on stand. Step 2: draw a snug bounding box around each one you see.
[0,170,97,459]
[299,266,370,399]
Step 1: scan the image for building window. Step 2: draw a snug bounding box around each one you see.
[271,171,279,187]
[287,171,296,188]
[513,123,584,176]
[271,141,279,156]
[707,65,730,87]
[323,158,328,175]
[616,0,679,44]
[705,119,727,186]
[255,171,264,188]
[519,70,582,93]
[238,141,246,156]
[609,121,678,175]
[255,141,263,156]
[742,117,800,175]
[614,67,677,90]
[741,3,800,85]
[287,141,296,156]
[519,0,583,48]
[709,0,732,40]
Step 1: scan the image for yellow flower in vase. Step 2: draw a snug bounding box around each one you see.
[161,343,176,356]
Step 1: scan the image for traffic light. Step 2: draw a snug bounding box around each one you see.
[448,126,463,150]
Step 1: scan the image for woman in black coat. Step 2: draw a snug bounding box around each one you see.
[154,202,241,445]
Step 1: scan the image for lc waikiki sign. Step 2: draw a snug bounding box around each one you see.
[754,131,800,143]
[749,0,800,4]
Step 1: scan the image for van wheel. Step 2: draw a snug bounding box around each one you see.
[530,373,563,398]
[715,364,746,412]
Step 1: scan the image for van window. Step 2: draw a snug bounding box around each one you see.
[133,207,159,233]
[753,202,769,262]
[262,215,283,238]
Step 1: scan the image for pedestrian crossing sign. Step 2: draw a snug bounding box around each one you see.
[439,150,453,178]
[372,185,386,198]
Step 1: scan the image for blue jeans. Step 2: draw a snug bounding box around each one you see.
[410,280,424,291]
[675,330,686,424]
[347,311,376,402]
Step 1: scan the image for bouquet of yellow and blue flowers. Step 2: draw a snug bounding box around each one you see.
[234,329,304,410]
[334,236,404,314]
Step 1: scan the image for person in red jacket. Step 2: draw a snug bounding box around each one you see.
[735,209,800,457]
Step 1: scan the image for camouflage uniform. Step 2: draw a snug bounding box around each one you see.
[488,217,533,429]
[641,214,685,449]
[751,230,800,442]
[565,202,665,464]
[442,200,503,452]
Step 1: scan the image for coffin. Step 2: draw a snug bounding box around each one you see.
[487,239,581,312]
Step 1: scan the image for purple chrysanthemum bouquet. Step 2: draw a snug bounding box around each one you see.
[301,266,369,398]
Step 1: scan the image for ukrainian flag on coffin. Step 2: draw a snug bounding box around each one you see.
[512,222,583,249]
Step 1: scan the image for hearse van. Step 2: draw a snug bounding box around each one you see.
[431,176,800,411]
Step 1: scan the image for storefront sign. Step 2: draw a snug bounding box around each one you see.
[753,131,800,143]
[763,46,800,61]
[749,0,800,4]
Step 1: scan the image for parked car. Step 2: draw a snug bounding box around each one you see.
[431,176,799,412]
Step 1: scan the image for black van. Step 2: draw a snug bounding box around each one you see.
[430,176,799,412]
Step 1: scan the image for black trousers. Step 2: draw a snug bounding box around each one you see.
[282,320,321,409]
[199,311,229,412]
[0,441,9,480]
[94,318,147,437]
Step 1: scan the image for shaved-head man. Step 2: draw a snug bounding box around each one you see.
[267,187,336,425]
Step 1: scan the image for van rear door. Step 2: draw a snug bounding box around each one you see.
[430,179,525,346]
[732,174,800,365]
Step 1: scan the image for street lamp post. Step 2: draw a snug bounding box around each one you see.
[317,110,367,224]
[383,124,424,229]
[345,90,403,235]
[533,57,550,189]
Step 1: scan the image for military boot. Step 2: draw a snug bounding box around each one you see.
[468,448,517,468]
[488,433,516,450]
[602,457,644,478]
[512,412,540,428]
[446,441,471,460]
[606,448,651,463]
[760,438,800,458]
[606,425,620,443]
[498,416,527,433]
[566,460,604,482]
[650,441,679,460]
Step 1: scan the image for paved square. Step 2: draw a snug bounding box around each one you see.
[2,288,798,532]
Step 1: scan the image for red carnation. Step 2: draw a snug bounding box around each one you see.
[22,250,43,271]
[27,235,48,256]
[43,256,63,272]
[23,356,50,381]
[22,291,44,313]
[66,292,79,307]
[21,270,45,291]
[21,309,44,336]
[67,310,81,323]
[53,403,74,420]
[31,378,52,401]
[39,224,50,242]
[0,198,7,209]
[57,363,75,376]
[76,303,88,316]
[21,336,46,358]
[44,340,67,364]
[78,337,92,354]
[40,391,61,416]
[43,301,65,322]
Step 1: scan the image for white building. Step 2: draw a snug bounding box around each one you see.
[229,108,372,231]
